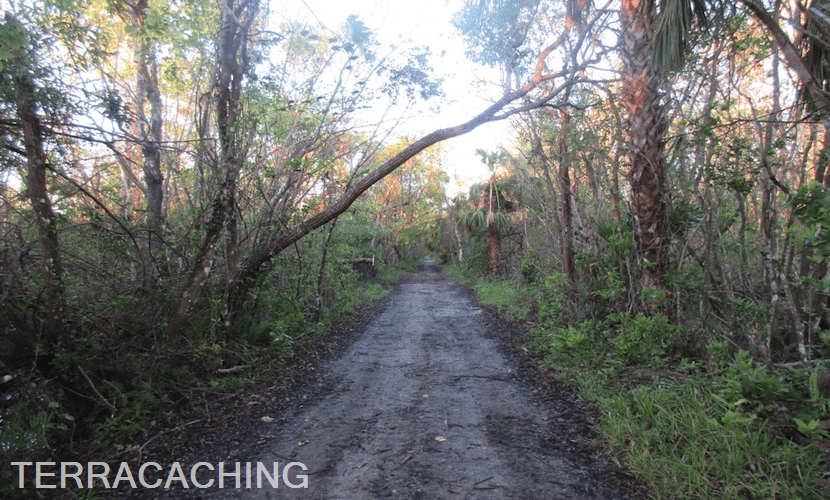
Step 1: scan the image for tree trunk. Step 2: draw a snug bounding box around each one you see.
[6,13,66,347]
[740,0,830,114]
[453,225,465,265]
[315,217,339,313]
[488,225,501,275]
[620,0,670,297]
[169,0,259,335]
[557,108,575,290]
[131,0,165,239]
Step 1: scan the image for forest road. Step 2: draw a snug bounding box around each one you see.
[206,261,626,500]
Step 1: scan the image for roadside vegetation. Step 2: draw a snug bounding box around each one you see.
[445,265,829,498]
[1,0,441,491]
[430,2,830,497]
[4,1,830,498]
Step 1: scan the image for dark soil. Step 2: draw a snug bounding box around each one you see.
[118,262,631,499]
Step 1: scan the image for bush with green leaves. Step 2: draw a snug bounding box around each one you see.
[535,272,569,327]
[607,312,678,365]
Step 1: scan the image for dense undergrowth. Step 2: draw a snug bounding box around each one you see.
[0,238,412,499]
[443,264,830,499]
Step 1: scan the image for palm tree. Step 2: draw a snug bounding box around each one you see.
[619,0,706,297]
[460,149,518,275]
[621,0,827,295]
[440,194,469,265]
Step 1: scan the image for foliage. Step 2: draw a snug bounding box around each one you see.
[790,180,830,256]
[450,261,830,498]
[473,279,531,321]
[597,380,825,498]
[0,0,454,476]
[4,0,830,497]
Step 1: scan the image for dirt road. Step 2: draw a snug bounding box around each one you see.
[136,263,626,499]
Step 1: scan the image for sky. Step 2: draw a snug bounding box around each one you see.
[0,0,512,194]
[275,0,515,194]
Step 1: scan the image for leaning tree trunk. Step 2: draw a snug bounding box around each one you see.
[619,0,670,298]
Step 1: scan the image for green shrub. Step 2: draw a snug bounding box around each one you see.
[609,312,678,365]
[535,272,568,327]
[719,350,788,402]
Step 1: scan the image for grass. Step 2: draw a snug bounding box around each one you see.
[594,378,826,498]
[473,280,532,321]
[444,264,830,499]
[441,265,533,321]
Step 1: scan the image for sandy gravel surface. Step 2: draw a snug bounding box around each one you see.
[124,262,627,499]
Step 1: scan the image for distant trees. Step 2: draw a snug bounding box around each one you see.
[460,150,517,275]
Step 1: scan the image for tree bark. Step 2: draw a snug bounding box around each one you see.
[556,108,575,290]
[619,0,671,297]
[169,0,259,335]
[488,225,501,276]
[130,0,165,238]
[454,225,465,265]
[6,13,67,347]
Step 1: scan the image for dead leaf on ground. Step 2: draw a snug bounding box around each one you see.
[298,440,310,447]
[260,416,274,423]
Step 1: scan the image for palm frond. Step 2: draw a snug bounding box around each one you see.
[491,211,511,231]
[469,183,485,204]
[459,209,487,229]
[653,0,708,72]
[593,216,620,242]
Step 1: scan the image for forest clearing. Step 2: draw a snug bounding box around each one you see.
[2,0,830,498]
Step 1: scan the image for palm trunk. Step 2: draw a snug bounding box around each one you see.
[620,0,670,297]
[488,225,501,275]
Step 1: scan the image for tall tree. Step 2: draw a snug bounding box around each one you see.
[618,0,707,302]
[123,0,165,238]
[169,0,260,334]
[619,0,671,296]
[1,13,66,350]
[473,150,513,275]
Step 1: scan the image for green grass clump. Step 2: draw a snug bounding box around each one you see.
[596,379,826,498]
[474,280,531,321]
